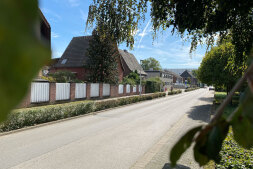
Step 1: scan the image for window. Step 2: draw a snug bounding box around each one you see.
[61,59,67,64]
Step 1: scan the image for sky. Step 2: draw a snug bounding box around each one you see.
[40,0,207,69]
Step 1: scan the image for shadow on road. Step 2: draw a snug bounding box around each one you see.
[162,163,191,169]
[186,104,212,123]
[198,97,214,103]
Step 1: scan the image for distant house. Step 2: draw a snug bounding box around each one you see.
[180,70,198,86]
[164,70,183,84]
[145,70,173,91]
[50,36,146,82]
[119,49,147,77]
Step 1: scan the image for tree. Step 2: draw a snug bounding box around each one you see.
[86,1,253,70]
[122,70,140,86]
[198,42,239,94]
[86,29,119,84]
[141,57,162,70]
[86,1,253,167]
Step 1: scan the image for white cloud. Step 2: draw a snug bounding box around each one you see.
[52,32,60,38]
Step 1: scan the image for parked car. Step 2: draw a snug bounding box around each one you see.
[209,86,215,90]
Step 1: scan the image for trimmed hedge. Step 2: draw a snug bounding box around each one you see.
[168,90,182,95]
[185,87,200,92]
[95,92,166,111]
[0,92,166,132]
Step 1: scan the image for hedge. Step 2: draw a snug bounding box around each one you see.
[216,128,253,169]
[168,90,182,95]
[0,92,166,132]
[185,87,200,92]
[95,92,166,111]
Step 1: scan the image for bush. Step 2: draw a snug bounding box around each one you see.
[0,101,95,132]
[217,128,253,169]
[94,92,166,111]
[0,92,166,132]
[145,77,164,93]
[168,90,182,95]
[185,87,200,92]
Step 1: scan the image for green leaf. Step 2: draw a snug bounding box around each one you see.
[231,88,253,149]
[170,126,202,167]
[0,0,51,122]
[194,121,229,166]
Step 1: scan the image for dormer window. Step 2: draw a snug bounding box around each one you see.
[61,59,67,64]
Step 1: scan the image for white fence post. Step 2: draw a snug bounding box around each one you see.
[118,84,124,94]
[126,84,130,93]
[30,82,50,103]
[90,83,99,97]
[103,84,110,96]
[56,83,70,101]
[75,83,86,99]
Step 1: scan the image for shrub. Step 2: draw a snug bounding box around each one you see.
[0,101,95,132]
[145,77,164,93]
[168,90,182,95]
[0,92,166,132]
[185,87,200,92]
[217,128,253,169]
[94,92,166,111]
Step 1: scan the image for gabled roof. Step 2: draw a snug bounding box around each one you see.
[55,36,92,68]
[119,49,147,75]
[164,69,182,79]
[180,70,195,78]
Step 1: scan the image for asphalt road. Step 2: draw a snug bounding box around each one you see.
[0,89,213,169]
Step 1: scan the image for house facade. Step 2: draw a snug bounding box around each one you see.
[145,70,173,91]
[180,70,198,86]
[50,36,145,82]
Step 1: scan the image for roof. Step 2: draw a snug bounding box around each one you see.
[180,70,195,78]
[39,9,50,29]
[55,36,92,68]
[164,69,182,79]
[119,49,147,75]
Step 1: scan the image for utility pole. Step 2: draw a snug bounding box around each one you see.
[140,60,143,96]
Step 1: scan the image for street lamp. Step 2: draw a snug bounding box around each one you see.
[140,60,144,96]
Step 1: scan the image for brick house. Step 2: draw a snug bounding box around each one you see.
[50,36,146,82]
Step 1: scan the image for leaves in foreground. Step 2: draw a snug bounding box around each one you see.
[170,126,202,167]
[0,0,51,122]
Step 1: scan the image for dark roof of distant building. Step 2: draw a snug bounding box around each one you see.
[180,70,195,78]
[164,69,182,78]
[54,36,146,75]
[119,49,146,75]
[55,36,92,68]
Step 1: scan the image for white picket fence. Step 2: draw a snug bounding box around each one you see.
[118,84,124,94]
[29,82,142,104]
[75,83,86,99]
[90,83,99,97]
[56,83,70,101]
[126,84,131,93]
[103,84,110,96]
[133,86,137,93]
[30,82,49,103]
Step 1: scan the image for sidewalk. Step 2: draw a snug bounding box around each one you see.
[131,91,214,169]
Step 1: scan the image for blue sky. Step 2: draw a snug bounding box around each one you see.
[40,0,207,69]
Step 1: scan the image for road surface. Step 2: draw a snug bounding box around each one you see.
[0,89,213,169]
